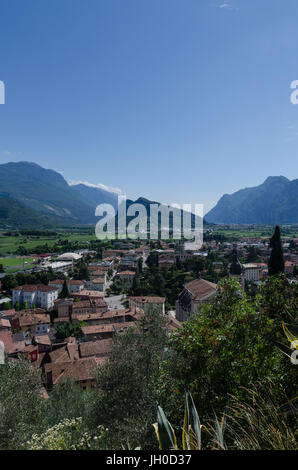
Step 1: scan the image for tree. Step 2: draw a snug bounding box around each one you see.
[246,246,259,263]
[255,273,298,321]
[137,257,143,274]
[165,278,297,420]
[55,322,72,341]
[2,274,18,292]
[73,260,90,281]
[55,321,86,341]
[130,273,141,296]
[0,358,45,450]
[59,279,70,299]
[268,226,284,276]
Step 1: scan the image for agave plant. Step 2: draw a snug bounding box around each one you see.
[153,392,223,450]
[277,321,298,364]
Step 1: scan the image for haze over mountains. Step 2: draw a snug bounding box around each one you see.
[205,176,298,225]
[0,162,297,228]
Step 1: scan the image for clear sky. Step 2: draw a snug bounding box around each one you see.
[0,0,298,213]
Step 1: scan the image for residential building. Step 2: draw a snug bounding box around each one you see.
[54,298,107,319]
[85,278,105,292]
[12,310,51,337]
[285,261,295,275]
[117,270,135,289]
[243,264,262,282]
[176,279,217,322]
[49,279,85,294]
[12,284,59,309]
[0,318,11,331]
[44,357,99,389]
[81,321,136,341]
[129,296,166,315]
[79,339,113,359]
[70,290,105,302]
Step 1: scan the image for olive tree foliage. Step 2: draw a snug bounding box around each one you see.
[0,358,45,450]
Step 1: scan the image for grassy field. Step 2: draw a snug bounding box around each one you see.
[0,232,98,256]
[212,228,298,239]
[0,256,38,273]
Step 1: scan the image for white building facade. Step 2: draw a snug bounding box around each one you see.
[12,285,59,310]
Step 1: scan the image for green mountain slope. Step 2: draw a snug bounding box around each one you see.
[0,197,63,228]
[0,162,96,224]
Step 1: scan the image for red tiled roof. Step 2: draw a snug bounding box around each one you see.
[44,358,98,384]
[185,279,217,301]
[15,312,50,327]
[0,319,11,328]
[33,335,52,346]
[118,271,135,276]
[79,339,113,358]
[71,290,104,298]
[0,330,13,348]
[13,284,58,293]
[82,321,136,335]
[129,296,165,304]
[37,284,58,292]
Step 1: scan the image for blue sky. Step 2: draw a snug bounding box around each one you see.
[0,0,298,213]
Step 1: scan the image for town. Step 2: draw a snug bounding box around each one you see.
[1,0,298,453]
[0,224,297,393]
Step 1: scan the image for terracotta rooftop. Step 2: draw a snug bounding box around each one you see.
[50,279,84,285]
[44,357,98,385]
[33,335,52,346]
[0,318,11,328]
[82,321,136,336]
[185,279,217,301]
[79,339,113,358]
[13,284,58,293]
[118,271,135,276]
[16,312,51,327]
[49,346,72,363]
[0,331,27,354]
[88,265,109,272]
[71,290,104,298]
[129,296,165,304]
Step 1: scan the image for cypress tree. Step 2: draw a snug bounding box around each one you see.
[59,279,70,298]
[268,225,284,276]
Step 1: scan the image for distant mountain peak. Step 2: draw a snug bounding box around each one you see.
[263,175,289,184]
[205,176,297,225]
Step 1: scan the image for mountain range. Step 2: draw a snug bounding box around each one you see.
[205,176,298,224]
[0,162,296,228]
[0,162,119,227]
[0,161,201,230]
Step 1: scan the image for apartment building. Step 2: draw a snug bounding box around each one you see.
[12,284,59,309]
